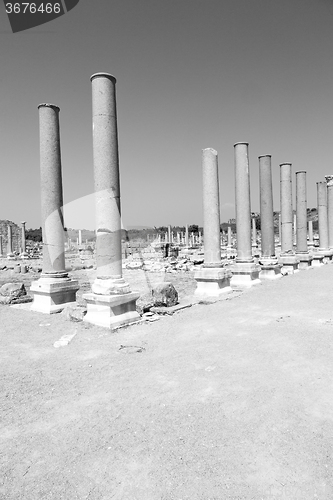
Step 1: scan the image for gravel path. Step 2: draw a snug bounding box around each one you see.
[1,264,333,499]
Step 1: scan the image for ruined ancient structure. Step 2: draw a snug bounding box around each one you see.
[83,73,140,329]
[230,142,260,288]
[194,148,231,296]
[31,104,79,313]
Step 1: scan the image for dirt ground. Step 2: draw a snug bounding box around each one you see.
[1,260,333,499]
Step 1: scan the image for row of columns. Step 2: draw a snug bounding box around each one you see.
[194,142,333,296]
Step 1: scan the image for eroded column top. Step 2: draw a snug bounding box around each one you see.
[90,72,116,83]
[258,154,271,158]
[38,103,60,112]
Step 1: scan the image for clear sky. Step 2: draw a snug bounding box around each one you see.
[1,0,333,230]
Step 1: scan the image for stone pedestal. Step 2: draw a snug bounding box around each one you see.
[295,252,313,270]
[230,143,261,288]
[259,258,282,279]
[194,267,232,297]
[84,291,140,329]
[230,261,261,289]
[279,253,300,273]
[83,73,140,329]
[194,148,231,296]
[31,104,79,314]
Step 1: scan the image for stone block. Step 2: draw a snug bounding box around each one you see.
[83,291,141,329]
[30,276,79,314]
[194,266,232,297]
[230,261,261,289]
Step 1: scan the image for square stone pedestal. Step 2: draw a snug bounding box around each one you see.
[295,252,313,270]
[258,259,282,280]
[83,291,141,329]
[30,276,79,314]
[194,266,232,297]
[311,249,332,266]
[278,254,300,274]
[230,261,261,290]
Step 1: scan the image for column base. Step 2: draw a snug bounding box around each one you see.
[258,258,282,279]
[311,249,332,266]
[83,291,141,329]
[30,276,79,314]
[295,252,313,270]
[194,266,232,297]
[278,254,300,274]
[7,253,16,260]
[230,261,261,290]
[20,252,30,259]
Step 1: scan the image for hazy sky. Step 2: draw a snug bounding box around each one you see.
[1,0,333,230]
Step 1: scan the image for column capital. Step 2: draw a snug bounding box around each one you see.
[38,103,60,112]
[325,175,333,187]
[90,72,116,83]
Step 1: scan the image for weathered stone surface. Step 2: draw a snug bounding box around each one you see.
[0,282,26,298]
[152,282,178,307]
[61,304,87,322]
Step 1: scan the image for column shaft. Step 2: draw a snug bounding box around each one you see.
[325,176,333,248]
[259,155,275,257]
[280,163,293,254]
[39,104,66,274]
[295,171,308,253]
[234,143,252,261]
[317,181,329,250]
[7,225,12,254]
[91,73,122,278]
[202,148,221,265]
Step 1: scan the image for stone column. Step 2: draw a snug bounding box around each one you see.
[230,142,260,288]
[168,226,171,244]
[194,148,231,296]
[83,73,140,328]
[0,235,2,256]
[251,217,258,251]
[325,175,333,251]
[258,155,281,278]
[278,163,299,273]
[308,220,314,249]
[293,213,297,247]
[78,229,82,246]
[227,226,232,249]
[177,232,180,245]
[295,171,312,269]
[20,221,29,259]
[31,104,79,313]
[277,213,282,249]
[313,181,331,264]
[7,225,15,258]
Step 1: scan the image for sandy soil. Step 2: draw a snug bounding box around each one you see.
[1,260,333,499]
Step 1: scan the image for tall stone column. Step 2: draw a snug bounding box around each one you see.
[293,213,297,247]
[295,171,312,269]
[20,221,29,259]
[313,181,331,264]
[308,220,314,249]
[83,73,140,329]
[230,142,260,288]
[251,218,258,251]
[258,155,281,278]
[31,104,79,313]
[325,175,333,251]
[78,229,82,246]
[277,213,282,250]
[194,148,231,296]
[0,235,3,256]
[7,225,15,259]
[227,226,232,248]
[278,163,299,273]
